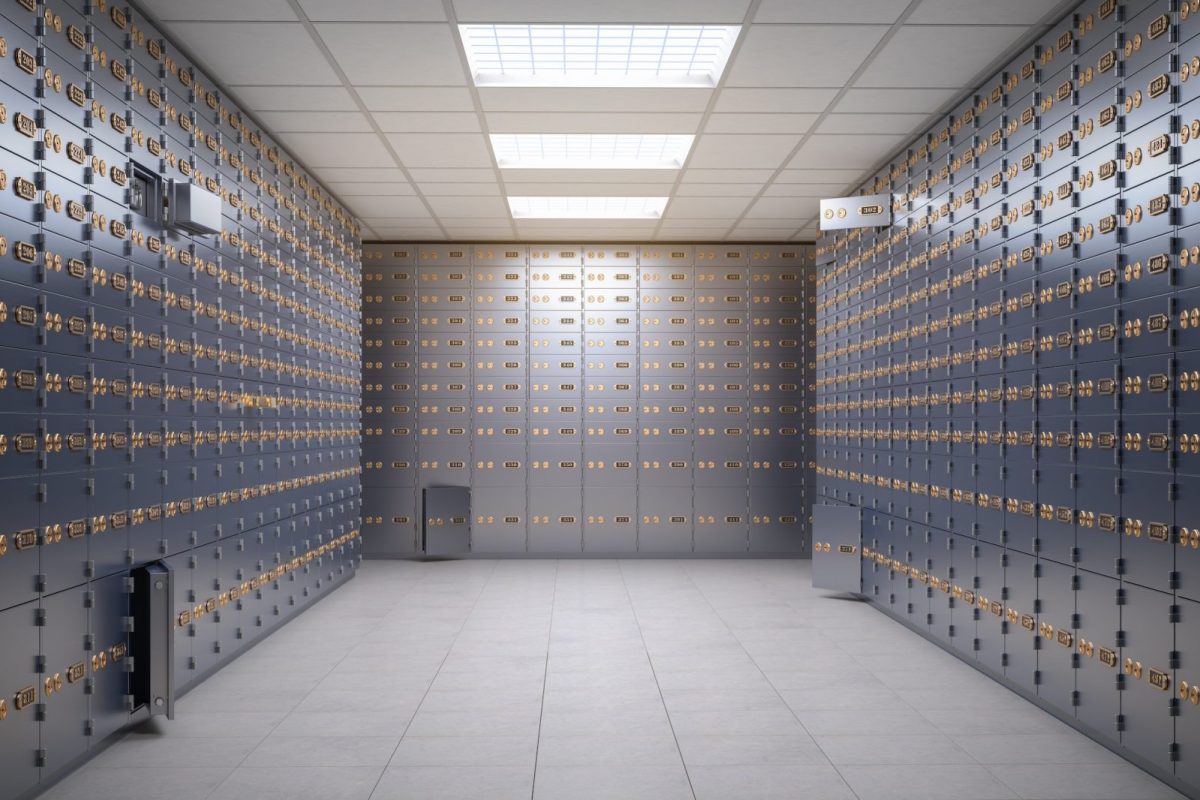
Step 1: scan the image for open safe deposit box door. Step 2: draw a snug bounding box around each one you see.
[811,504,862,593]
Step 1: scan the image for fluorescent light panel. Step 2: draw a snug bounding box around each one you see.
[508,196,669,219]
[490,134,694,169]
[459,24,740,87]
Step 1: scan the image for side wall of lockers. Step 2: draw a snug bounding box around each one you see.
[816,0,1200,794]
[0,3,363,799]
[362,243,814,556]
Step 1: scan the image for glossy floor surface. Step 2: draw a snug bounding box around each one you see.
[35,560,1187,800]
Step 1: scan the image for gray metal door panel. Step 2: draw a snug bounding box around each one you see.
[0,600,40,797]
[975,540,1006,673]
[527,486,581,553]
[693,486,748,554]
[470,487,527,554]
[88,571,130,744]
[1037,560,1077,714]
[583,488,637,553]
[39,586,89,774]
[1075,568,1121,740]
[1118,582,1176,774]
[1174,597,1200,790]
[638,487,693,553]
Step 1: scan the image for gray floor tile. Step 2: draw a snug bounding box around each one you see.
[35,768,234,800]
[207,766,382,800]
[676,734,830,766]
[956,733,1125,766]
[839,764,1019,800]
[688,764,857,800]
[814,733,976,766]
[89,735,262,768]
[536,734,684,766]
[243,736,401,767]
[372,766,534,800]
[533,764,694,800]
[987,762,1190,800]
[389,736,539,768]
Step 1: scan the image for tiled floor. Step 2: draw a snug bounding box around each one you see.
[36,560,1188,800]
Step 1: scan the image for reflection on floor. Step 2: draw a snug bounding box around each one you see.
[35,560,1187,800]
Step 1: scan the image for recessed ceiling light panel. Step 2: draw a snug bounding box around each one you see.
[508,196,669,219]
[459,24,740,88]
[490,134,694,169]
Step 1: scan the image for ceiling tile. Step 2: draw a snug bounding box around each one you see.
[755,0,909,23]
[833,87,959,113]
[478,88,712,113]
[315,22,467,85]
[407,168,497,182]
[426,196,510,218]
[325,181,416,195]
[357,87,477,111]
[417,183,501,196]
[688,134,801,169]
[762,182,848,197]
[386,133,494,168]
[908,0,1066,24]
[444,227,515,238]
[139,0,295,20]
[816,113,929,134]
[726,25,889,87]
[314,167,409,182]
[342,195,431,216]
[729,227,796,238]
[372,228,446,238]
[713,88,839,114]
[855,25,1029,88]
[484,112,702,134]
[297,0,446,20]
[452,0,750,22]
[228,85,358,111]
[745,196,821,219]
[787,133,908,169]
[675,183,763,197]
[681,169,777,183]
[276,132,395,168]
[664,197,754,218]
[502,170,676,186]
[256,111,374,132]
[496,180,673,195]
[775,168,867,183]
[372,112,482,133]
[704,114,817,134]
[164,22,340,85]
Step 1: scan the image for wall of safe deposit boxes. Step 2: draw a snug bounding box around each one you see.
[362,243,813,556]
[0,2,363,798]
[815,0,1200,792]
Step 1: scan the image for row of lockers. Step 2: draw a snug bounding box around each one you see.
[0,4,363,799]
[0,523,361,800]
[0,458,360,611]
[365,485,805,556]
[364,243,813,269]
[817,0,1199,794]
[815,459,1193,595]
[849,507,1200,795]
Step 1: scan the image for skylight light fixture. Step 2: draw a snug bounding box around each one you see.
[507,196,669,219]
[490,134,695,170]
[459,24,741,88]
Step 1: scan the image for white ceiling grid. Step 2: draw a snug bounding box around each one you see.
[138,0,1077,241]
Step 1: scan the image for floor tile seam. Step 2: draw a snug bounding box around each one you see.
[529,559,561,800]
[365,559,502,799]
[616,560,699,800]
[676,562,869,800]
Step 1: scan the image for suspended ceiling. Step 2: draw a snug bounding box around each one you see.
[137,0,1076,242]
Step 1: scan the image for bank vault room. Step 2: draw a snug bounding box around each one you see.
[0,0,1196,798]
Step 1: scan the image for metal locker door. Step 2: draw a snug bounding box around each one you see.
[527,486,582,553]
[583,487,636,554]
[637,487,693,553]
[0,599,41,798]
[1118,583,1176,775]
[1036,560,1077,715]
[470,487,527,554]
[693,486,748,554]
[39,586,89,774]
[1175,597,1200,792]
[88,572,130,744]
[975,540,1006,674]
[1074,569,1122,742]
[951,533,977,658]
[423,486,471,555]
[926,528,953,644]
[811,504,861,593]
